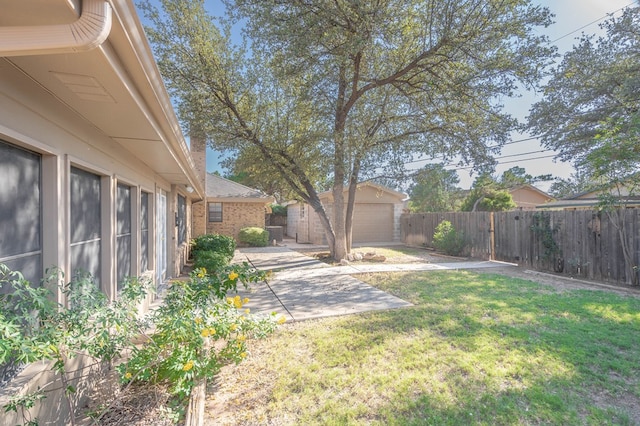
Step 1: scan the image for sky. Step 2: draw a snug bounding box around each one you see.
[143,0,636,191]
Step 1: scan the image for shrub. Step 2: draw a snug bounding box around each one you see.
[0,265,149,422]
[270,204,287,216]
[120,264,282,399]
[192,234,236,260]
[432,220,466,256]
[192,250,230,273]
[238,227,269,247]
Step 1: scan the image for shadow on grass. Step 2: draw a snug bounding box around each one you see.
[316,271,640,425]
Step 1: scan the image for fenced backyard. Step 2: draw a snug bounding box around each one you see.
[401,209,640,287]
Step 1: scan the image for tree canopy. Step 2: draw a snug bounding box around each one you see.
[141,0,554,259]
[460,173,516,212]
[528,6,640,169]
[408,164,461,213]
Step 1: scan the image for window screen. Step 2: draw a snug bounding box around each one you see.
[141,191,149,272]
[178,195,186,244]
[0,140,42,290]
[208,202,222,222]
[116,183,132,289]
[70,167,101,287]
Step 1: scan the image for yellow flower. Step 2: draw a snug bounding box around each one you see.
[182,360,194,371]
[228,271,239,281]
[244,308,250,314]
[243,297,250,304]
[234,295,243,309]
[237,334,246,342]
[124,372,132,380]
[194,317,203,324]
[209,327,216,335]
[229,324,237,332]
[201,328,210,337]
[277,316,287,325]
[226,297,233,305]
[240,352,247,359]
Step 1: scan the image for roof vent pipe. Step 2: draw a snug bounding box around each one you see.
[0,0,112,57]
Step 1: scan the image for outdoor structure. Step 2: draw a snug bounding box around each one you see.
[508,184,554,209]
[287,183,407,244]
[192,171,275,241]
[537,185,640,210]
[0,0,203,423]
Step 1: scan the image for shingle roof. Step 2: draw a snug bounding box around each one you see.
[205,173,272,200]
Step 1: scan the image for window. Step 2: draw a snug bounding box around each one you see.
[300,204,305,219]
[140,192,150,272]
[70,167,101,287]
[177,194,186,244]
[116,183,132,289]
[208,202,222,222]
[0,140,42,290]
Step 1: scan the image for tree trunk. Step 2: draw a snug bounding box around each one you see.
[331,65,348,261]
[345,158,361,253]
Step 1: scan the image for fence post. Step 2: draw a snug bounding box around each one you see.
[490,211,495,260]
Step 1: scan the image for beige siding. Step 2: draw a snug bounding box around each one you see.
[510,187,553,210]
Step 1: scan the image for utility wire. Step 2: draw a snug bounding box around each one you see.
[549,2,636,44]
[450,154,557,171]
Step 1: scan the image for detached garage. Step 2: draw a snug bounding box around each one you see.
[287,183,407,244]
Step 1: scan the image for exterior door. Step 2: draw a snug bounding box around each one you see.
[156,191,167,285]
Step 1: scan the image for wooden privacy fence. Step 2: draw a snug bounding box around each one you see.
[401,210,640,287]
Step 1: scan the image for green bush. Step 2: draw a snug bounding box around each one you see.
[120,264,282,399]
[192,251,230,273]
[432,220,467,256]
[238,227,269,247]
[192,234,236,260]
[270,204,287,216]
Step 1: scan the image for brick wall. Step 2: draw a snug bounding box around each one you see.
[206,201,266,241]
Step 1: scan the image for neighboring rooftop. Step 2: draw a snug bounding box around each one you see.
[205,173,272,201]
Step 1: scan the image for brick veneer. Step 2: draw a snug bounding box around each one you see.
[206,201,266,241]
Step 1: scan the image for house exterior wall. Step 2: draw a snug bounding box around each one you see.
[510,187,553,209]
[0,54,194,301]
[206,201,266,241]
[286,202,311,243]
[0,2,202,424]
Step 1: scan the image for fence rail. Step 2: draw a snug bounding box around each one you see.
[401,210,640,287]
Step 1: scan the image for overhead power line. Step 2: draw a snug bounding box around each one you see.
[549,2,636,44]
[448,154,558,171]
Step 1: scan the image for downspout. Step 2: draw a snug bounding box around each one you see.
[0,0,112,57]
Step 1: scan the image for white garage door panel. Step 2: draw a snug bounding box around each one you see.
[352,203,393,243]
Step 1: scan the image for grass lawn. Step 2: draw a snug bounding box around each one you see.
[206,271,640,425]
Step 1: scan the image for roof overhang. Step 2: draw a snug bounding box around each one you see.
[0,0,204,200]
[208,196,275,204]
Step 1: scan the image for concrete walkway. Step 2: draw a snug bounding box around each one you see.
[231,245,514,322]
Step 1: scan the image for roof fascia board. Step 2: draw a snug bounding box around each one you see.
[106,0,204,199]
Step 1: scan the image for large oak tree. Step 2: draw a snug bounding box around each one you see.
[141,0,554,260]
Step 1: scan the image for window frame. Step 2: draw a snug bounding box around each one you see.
[208,202,223,223]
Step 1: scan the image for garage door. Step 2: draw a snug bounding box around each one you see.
[352,203,393,243]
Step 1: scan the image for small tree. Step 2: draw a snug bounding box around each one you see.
[460,174,516,212]
[586,115,640,286]
[432,220,466,256]
[408,164,462,212]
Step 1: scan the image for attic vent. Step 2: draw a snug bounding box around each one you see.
[51,71,115,103]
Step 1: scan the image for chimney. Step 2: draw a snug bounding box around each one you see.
[190,133,207,188]
[190,132,207,237]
